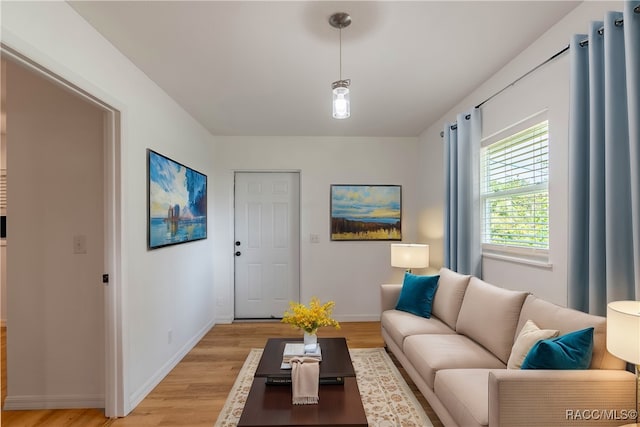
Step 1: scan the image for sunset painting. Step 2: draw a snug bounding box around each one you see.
[330,185,401,241]
[148,150,207,249]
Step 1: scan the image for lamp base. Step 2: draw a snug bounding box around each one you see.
[627,365,640,426]
[635,365,639,425]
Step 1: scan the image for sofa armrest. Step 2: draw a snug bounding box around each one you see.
[488,369,637,427]
[380,284,402,312]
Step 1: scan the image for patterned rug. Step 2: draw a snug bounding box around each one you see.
[214,347,433,427]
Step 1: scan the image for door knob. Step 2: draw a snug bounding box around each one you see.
[235,251,241,256]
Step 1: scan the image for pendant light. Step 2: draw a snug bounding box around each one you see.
[329,12,351,119]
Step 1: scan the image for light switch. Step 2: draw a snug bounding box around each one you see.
[73,235,87,254]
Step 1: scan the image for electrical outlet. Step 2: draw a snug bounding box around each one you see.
[73,235,87,254]
[310,234,320,244]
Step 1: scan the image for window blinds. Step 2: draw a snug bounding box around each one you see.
[481,121,549,249]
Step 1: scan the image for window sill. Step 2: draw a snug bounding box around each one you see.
[482,252,553,269]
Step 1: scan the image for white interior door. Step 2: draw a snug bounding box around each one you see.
[234,172,300,318]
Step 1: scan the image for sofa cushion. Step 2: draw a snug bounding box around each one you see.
[403,334,505,389]
[507,319,559,369]
[521,327,594,370]
[517,294,624,370]
[395,273,439,318]
[432,268,471,330]
[435,369,492,427]
[381,309,455,350]
[456,277,528,364]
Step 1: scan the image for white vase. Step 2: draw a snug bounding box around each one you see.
[303,331,317,347]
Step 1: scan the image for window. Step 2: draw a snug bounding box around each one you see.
[480,120,549,255]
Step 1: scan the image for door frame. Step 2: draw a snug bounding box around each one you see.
[1,44,125,417]
[233,170,302,320]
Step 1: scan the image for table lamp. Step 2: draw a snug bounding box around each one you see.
[607,300,640,425]
[390,243,429,273]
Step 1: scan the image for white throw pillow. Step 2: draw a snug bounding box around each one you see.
[507,319,559,369]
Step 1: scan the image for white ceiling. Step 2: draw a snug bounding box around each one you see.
[69,1,580,137]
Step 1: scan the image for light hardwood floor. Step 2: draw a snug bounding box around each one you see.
[1,322,443,427]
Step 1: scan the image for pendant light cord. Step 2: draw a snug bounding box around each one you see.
[339,27,343,81]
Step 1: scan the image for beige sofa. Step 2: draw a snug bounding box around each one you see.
[381,268,637,427]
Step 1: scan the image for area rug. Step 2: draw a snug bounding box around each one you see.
[214,347,433,427]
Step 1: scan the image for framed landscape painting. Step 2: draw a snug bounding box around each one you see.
[330,185,401,241]
[148,150,207,249]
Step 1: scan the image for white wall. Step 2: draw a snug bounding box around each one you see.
[2,2,215,414]
[213,136,433,323]
[418,1,623,306]
[5,59,105,408]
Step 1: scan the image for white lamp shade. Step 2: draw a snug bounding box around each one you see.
[390,244,429,269]
[607,300,640,365]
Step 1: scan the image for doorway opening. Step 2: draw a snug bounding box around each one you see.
[0,44,123,417]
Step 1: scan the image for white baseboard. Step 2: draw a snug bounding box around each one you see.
[216,316,380,324]
[334,314,381,322]
[215,315,234,324]
[3,394,104,410]
[128,318,216,410]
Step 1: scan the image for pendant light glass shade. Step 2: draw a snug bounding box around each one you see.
[332,81,350,119]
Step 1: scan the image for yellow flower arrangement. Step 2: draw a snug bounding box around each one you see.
[281,297,340,334]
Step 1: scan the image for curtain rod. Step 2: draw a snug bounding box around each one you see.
[440,3,640,138]
[439,44,569,137]
[475,44,569,110]
[576,5,640,47]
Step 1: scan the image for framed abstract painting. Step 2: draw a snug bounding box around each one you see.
[147,149,207,249]
[330,185,401,241]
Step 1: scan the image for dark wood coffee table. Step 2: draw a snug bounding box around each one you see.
[237,337,368,427]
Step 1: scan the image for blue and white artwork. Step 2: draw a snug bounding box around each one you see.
[148,150,207,249]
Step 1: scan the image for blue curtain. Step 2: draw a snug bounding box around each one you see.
[443,108,482,277]
[568,2,640,315]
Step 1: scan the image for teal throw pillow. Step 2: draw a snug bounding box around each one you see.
[521,327,594,370]
[395,273,439,318]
